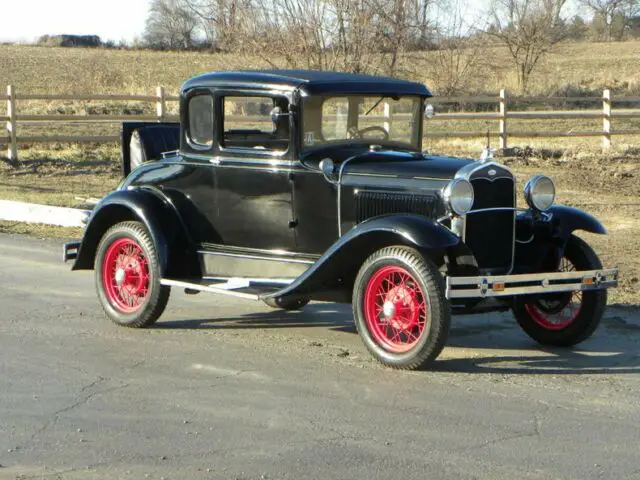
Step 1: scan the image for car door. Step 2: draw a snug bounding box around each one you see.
[212,92,296,252]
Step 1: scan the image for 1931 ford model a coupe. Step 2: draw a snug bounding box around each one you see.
[64,70,618,370]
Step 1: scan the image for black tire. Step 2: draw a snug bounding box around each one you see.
[94,221,170,328]
[352,246,450,370]
[512,235,607,346]
[264,297,310,311]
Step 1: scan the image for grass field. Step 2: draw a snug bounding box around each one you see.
[0,42,638,305]
[1,41,640,96]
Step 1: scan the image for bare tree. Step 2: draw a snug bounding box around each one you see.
[430,2,487,95]
[183,0,251,51]
[580,0,640,40]
[233,0,437,75]
[144,0,199,49]
[487,0,569,93]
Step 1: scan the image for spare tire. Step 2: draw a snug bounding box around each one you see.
[129,124,180,171]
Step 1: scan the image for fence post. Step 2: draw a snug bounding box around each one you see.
[156,86,166,122]
[499,88,507,150]
[602,89,611,150]
[6,85,17,161]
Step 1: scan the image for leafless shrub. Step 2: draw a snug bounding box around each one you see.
[487,0,570,94]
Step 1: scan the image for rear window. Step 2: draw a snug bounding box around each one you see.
[188,94,214,148]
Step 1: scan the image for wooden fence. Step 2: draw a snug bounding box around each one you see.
[2,86,640,160]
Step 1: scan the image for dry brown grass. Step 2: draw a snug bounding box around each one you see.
[1,40,640,97]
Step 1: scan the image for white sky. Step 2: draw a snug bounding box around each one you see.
[0,0,151,43]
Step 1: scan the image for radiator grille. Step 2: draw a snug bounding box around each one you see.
[465,176,515,272]
[356,191,439,223]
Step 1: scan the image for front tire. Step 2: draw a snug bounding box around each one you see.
[95,221,170,328]
[353,246,450,370]
[512,235,607,346]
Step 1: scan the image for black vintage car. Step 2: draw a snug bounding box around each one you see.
[64,70,618,370]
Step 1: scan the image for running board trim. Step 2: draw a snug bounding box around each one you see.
[160,279,260,300]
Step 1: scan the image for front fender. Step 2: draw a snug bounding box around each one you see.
[548,205,607,239]
[264,214,460,303]
[514,205,606,274]
[72,188,197,278]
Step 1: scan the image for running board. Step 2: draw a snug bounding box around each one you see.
[160,277,293,300]
[161,279,260,300]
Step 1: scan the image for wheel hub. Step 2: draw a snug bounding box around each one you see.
[383,286,418,330]
[115,268,126,286]
[382,301,396,318]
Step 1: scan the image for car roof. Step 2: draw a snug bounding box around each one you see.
[181,69,432,97]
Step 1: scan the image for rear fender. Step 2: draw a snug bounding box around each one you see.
[265,214,460,303]
[72,188,198,278]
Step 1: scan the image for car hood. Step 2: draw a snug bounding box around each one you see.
[338,148,476,180]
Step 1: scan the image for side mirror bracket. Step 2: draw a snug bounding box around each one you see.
[319,158,338,184]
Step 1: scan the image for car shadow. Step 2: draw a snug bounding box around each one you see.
[154,303,640,375]
[156,303,356,331]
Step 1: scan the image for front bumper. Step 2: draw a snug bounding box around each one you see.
[446,267,618,299]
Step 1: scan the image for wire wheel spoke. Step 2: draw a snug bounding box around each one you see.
[364,264,430,353]
[526,255,584,330]
[102,237,151,313]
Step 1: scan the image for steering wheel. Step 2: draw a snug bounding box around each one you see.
[347,126,389,141]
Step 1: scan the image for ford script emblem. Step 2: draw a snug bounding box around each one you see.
[488,169,497,176]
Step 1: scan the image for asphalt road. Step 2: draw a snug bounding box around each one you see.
[1,233,639,480]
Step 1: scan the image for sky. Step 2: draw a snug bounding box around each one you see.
[0,0,152,43]
[0,0,590,44]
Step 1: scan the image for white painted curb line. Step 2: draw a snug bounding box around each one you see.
[0,200,90,228]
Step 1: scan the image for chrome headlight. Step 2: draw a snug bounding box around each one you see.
[443,178,474,216]
[524,175,555,211]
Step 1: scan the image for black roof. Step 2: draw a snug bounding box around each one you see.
[181,70,432,97]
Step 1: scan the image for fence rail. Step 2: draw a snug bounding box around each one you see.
[3,85,640,160]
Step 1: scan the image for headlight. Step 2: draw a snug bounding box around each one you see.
[524,175,555,211]
[443,178,474,216]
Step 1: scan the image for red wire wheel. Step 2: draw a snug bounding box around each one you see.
[524,258,583,331]
[363,265,430,353]
[101,238,150,313]
[512,235,607,347]
[353,246,450,369]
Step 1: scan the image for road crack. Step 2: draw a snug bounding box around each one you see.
[12,377,129,451]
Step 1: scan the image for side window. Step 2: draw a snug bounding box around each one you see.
[188,94,214,148]
[321,97,349,142]
[222,96,289,152]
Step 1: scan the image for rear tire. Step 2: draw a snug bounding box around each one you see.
[353,246,450,370]
[264,297,309,311]
[512,235,606,346]
[95,221,170,328]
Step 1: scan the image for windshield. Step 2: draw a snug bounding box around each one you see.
[301,95,422,150]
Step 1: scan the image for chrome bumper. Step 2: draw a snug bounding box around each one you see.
[63,241,81,263]
[446,267,618,299]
